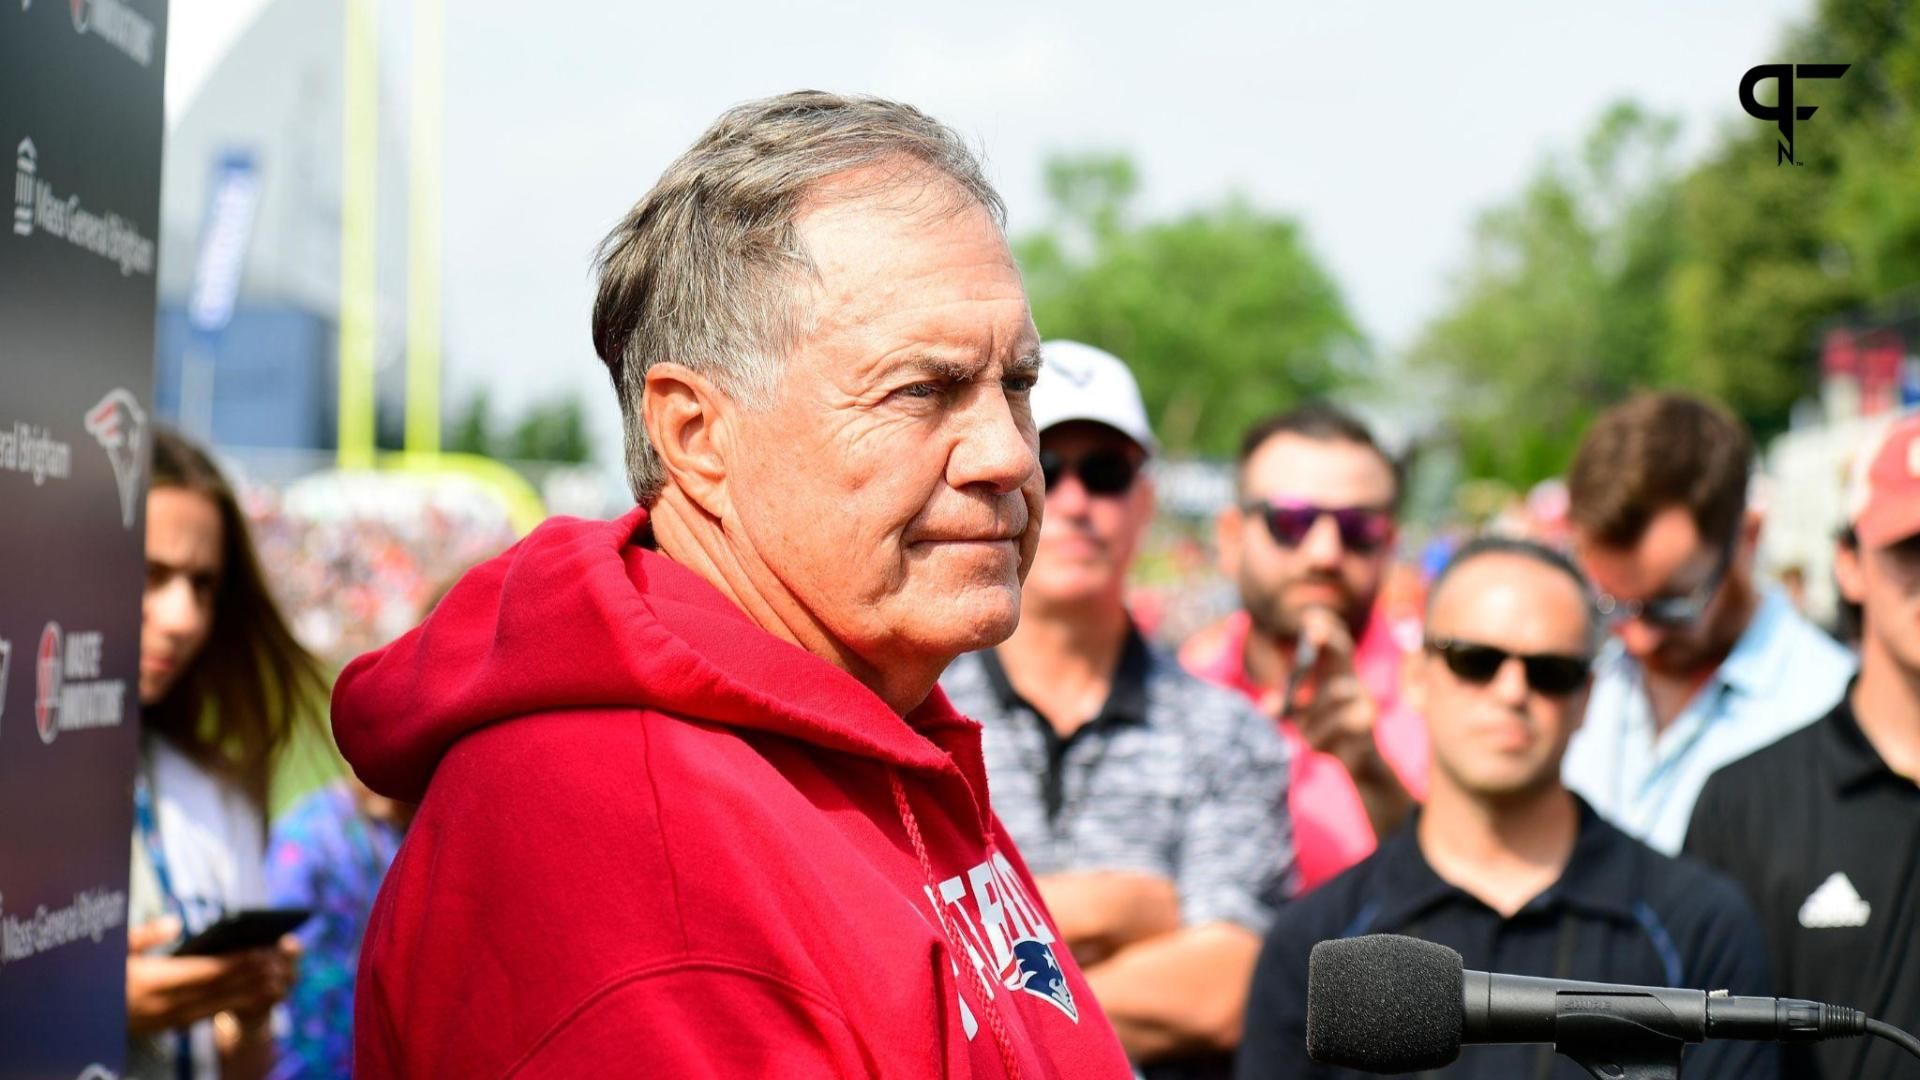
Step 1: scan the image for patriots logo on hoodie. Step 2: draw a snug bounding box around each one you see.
[1011,938,1077,1021]
[929,853,1083,1035]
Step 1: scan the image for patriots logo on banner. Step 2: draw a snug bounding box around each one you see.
[1011,938,1077,1021]
[84,388,146,530]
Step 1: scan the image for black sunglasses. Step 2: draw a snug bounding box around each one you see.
[1243,499,1394,553]
[1040,448,1140,496]
[1592,534,1737,630]
[1426,637,1592,698]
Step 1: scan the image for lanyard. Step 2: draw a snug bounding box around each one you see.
[133,760,197,1080]
[132,769,186,926]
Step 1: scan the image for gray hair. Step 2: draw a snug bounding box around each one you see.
[590,90,1007,506]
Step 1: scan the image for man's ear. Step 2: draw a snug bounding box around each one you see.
[1737,506,1766,568]
[643,362,734,520]
[1130,471,1158,547]
[1403,646,1430,721]
[1215,504,1245,580]
[1834,537,1867,605]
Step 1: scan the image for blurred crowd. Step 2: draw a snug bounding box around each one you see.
[240,481,519,668]
[124,369,1919,1079]
[61,79,1912,1080]
[118,352,1920,1080]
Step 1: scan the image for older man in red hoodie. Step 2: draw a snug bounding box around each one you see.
[332,92,1133,1079]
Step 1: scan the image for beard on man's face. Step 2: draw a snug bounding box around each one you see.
[1240,569,1375,643]
[1638,570,1754,678]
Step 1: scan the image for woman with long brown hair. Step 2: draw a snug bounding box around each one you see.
[125,427,330,1080]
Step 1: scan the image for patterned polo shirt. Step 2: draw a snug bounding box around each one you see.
[940,628,1296,938]
[943,629,1295,1080]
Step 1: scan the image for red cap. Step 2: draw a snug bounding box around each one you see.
[1851,413,1920,549]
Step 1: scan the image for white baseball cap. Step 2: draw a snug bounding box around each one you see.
[1031,340,1158,453]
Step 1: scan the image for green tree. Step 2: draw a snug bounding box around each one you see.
[1663,0,1920,440]
[1014,153,1366,458]
[1412,103,1682,485]
[448,389,496,457]
[506,396,591,464]
[1414,0,1920,487]
[446,390,591,464]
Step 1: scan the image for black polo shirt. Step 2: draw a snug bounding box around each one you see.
[977,628,1154,823]
[1685,690,1920,1079]
[1237,797,1778,1080]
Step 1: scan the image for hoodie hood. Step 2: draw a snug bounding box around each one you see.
[337,507,1132,1079]
[333,507,968,804]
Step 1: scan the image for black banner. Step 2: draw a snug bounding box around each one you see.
[1,0,169,1076]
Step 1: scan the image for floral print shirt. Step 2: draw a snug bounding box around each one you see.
[265,782,404,1079]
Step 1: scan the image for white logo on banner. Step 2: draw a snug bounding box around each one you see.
[70,0,155,67]
[0,419,73,485]
[85,389,146,529]
[0,886,129,965]
[9,136,156,276]
[32,622,125,745]
[0,630,11,730]
[13,138,33,236]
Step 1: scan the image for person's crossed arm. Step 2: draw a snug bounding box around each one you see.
[1047,697,1295,1064]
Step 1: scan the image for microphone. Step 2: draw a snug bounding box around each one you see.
[1277,619,1320,718]
[1306,934,1877,1075]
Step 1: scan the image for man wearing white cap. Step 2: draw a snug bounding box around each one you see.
[941,341,1294,1080]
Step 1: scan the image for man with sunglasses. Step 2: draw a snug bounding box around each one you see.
[1181,405,1428,892]
[1685,414,1920,1080]
[1561,393,1854,854]
[942,341,1293,1079]
[1236,537,1776,1080]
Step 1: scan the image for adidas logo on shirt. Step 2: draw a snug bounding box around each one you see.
[1798,871,1872,929]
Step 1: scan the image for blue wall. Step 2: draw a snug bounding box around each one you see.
[155,305,335,449]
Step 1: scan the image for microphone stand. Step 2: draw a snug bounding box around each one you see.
[1555,1009,1687,1080]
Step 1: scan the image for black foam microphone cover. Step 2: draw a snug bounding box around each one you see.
[1307,934,1466,1072]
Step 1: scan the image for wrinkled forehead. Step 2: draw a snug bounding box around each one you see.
[790,180,1033,365]
[795,168,1010,292]
[1240,433,1395,507]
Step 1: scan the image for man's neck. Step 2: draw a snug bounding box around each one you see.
[649,494,938,716]
[1417,781,1580,918]
[997,596,1130,738]
[1851,638,1920,782]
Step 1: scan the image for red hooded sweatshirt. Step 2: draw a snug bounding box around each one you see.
[332,509,1132,1079]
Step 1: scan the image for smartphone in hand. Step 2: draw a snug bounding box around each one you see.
[171,908,312,956]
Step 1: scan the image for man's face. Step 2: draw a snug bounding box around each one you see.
[1838,530,1920,677]
[1576,506,1747,676]
[1416,555,1593,800]
[1021,421,1152,609]
[723,175,1044,677]
[1218,433,1396,639]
